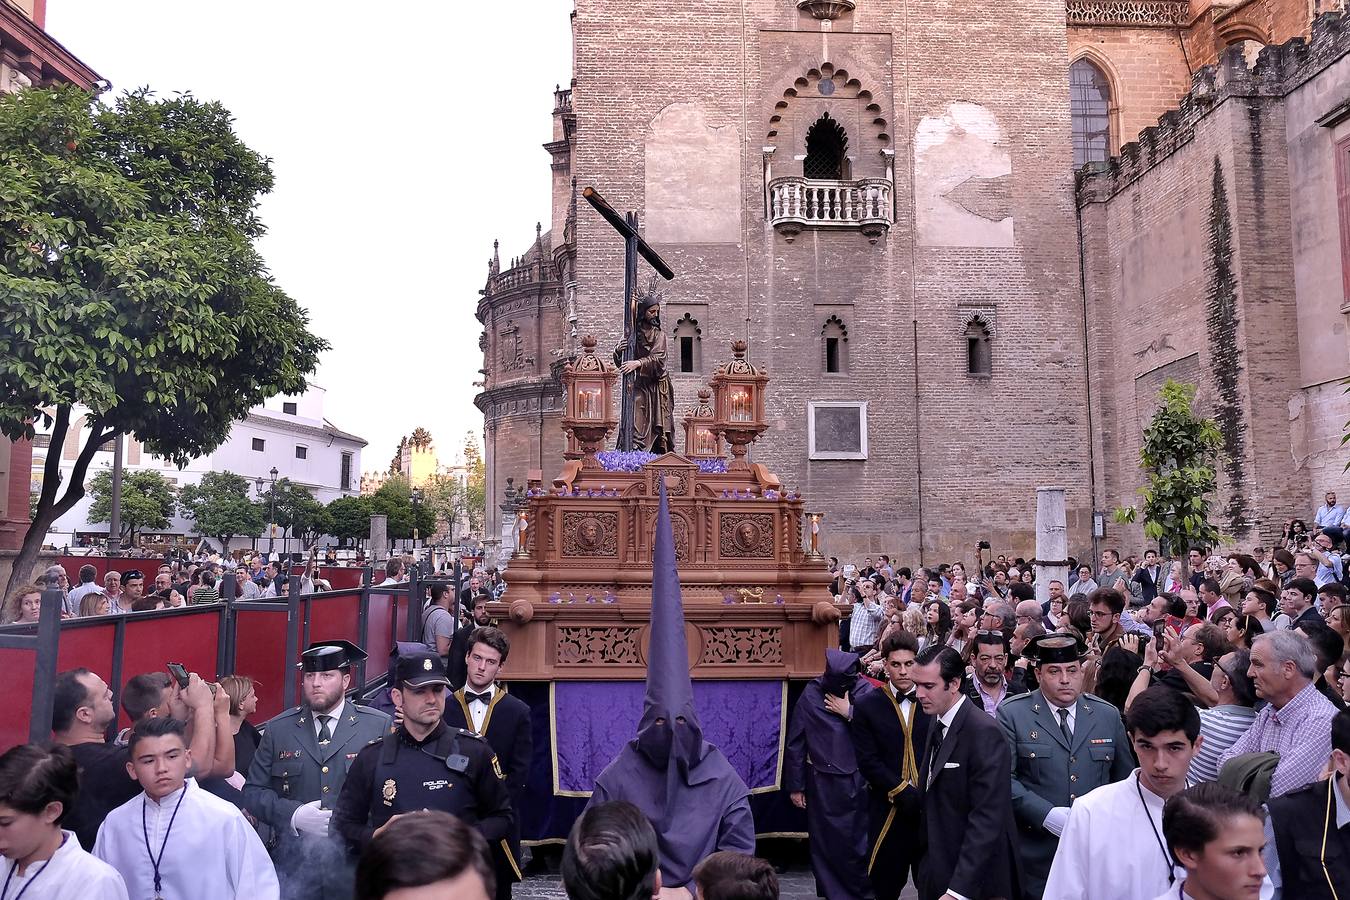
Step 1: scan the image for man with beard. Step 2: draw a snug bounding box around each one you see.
[998,633,1133,899]
[614,288,676,453]
[51,668,141,849]
[851,631,931,900]
[587,484,754,889]
[449,591,496,690]
[964,630,1027,716]
[785,649,875,899]
[245,640,391,900]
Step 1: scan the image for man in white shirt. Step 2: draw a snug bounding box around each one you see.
[0,743,128,899]
[95,717,279,899]
[66,564,103,616]
[1043,687,1200,900]
[1314,491,1344,533]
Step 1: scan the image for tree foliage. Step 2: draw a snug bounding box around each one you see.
[264,477,324,543]
[369,474,436,542]
[178,471,263,551]
[423,472,467,541]
[1115,379,1224,560]
[0,85,325,592]
[86,467,176,544]
[325,495,373,547]
[463,431,486,535]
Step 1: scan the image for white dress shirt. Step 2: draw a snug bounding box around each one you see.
[465,683,496,733]
[313,699,345,742]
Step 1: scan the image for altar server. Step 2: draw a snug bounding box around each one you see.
[1043,687,1211,900]
[785,648,875,900]
[95,716,279,900]
[587,482,755,890]
[444,626,532,900]
[0,743,128,900]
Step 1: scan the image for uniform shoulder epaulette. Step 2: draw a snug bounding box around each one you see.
[1080,691,1115,708]
[365,735,384,746]
[352,705,386,717]
[271,705,305,721]
[1002,691,1035,707]
[453,727,488,742]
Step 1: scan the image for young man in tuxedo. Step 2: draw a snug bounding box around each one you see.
[443,626,533,900]
[851,630,931,900]
[913,645,1020,900]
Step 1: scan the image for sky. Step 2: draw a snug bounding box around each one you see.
[45,1,573,472]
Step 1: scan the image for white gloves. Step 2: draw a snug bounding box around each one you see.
[291,800,333,837]
[1043,806,1071,837]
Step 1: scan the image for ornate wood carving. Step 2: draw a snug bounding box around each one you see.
[649,464,693,497]
[719,512,776,558]
[644,509,691,562]
[561,511,619,556]
[699,627,783,665]
[557,626,642,665]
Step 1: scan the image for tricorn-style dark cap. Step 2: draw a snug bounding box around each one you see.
[394,650,451,688]
[297,639,367,672]
[1023,632,1088,665]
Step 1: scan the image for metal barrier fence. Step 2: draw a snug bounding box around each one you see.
[0,563,463,750]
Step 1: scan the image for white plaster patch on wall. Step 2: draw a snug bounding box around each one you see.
[914,102,1015,248]
[644,102,742,244]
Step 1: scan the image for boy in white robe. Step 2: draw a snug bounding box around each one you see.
[0,743,127,900]
[94,717,278,900]
[1153,783,1269,900]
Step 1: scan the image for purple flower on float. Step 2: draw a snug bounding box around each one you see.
[722,594,736,605]
[548,592,562,604]
[695,458,727,474]
[773,594,785,605]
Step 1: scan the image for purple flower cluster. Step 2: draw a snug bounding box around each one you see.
[597,450,659,472]
[695,458,728,474]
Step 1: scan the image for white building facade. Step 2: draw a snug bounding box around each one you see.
[32,385,366,550]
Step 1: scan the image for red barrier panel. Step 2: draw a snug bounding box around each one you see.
[232,608,291,721]
[365,592,411,665]
[305,595,361,649]
[116,610,221,728]
[0,619,117,751]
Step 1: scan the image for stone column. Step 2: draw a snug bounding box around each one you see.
[1035,486,1069,604]
[369,515,388,565]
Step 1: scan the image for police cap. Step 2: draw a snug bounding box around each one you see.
[298,639,367,672]
[1023,632,1088,665]
[395,650,452,688]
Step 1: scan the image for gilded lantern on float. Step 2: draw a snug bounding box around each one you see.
[709,340,769,471]
[561,335,618,468]
[681,389,724,460]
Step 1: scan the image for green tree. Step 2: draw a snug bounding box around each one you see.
[0,85,326,594]
[369,475,435,542]
[423,472,467,541]
[326,495,373,547]
[264,478,326,546]
[86,467,176,546]
[463,431,486,535]
[178,471,264,552]
[1115,379,1224,572]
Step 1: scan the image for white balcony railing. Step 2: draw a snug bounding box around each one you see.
[768,176,892,242]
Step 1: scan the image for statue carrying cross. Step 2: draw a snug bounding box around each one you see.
[581,186,677,452]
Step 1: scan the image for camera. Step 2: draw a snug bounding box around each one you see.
[977,540,992,550]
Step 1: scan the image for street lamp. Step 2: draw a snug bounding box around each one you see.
[411,488,423,558]
[255,467,279,558]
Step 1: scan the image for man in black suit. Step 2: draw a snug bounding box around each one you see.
[852,631,931,900]
[442,626,532,900]
[913,645,1020,900]
[1132,549,1164,603]
[448,591,496,690]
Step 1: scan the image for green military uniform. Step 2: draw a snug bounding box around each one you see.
[995,634,1135,900]
[244,640,392,900]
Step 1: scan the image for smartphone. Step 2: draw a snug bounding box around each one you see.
[166,662,190,688]
[1152,622,1166,652]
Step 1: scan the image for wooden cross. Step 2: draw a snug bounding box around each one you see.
[581,186,676,451]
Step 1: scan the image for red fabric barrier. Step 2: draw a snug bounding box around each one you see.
[304,595,360,649]
[116,610,221,728]
[231,608,291,721]
[0,620,117,750]
[364,592,411,664]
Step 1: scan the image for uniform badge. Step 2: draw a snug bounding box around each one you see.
[1029,730,1038,740]
[382,779,397,806]
[491,755,505,781]
[423,659,433,671]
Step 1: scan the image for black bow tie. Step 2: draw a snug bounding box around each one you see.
[466,691,491,705]
[897,691,917,704]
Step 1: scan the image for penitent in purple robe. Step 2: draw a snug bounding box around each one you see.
[587,481,755,887]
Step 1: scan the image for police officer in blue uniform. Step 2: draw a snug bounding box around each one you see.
[995,632,1135,900]
[331,649,514,855]
[244,639,392,900]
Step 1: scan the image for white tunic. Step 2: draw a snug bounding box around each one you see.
[1043,770,1184,900]
[1,830,127,900]
[93,779,278,900]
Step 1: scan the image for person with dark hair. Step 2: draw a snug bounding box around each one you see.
[919,599,952,652]
[1264,708,1350,899]
[586,487,754,890]
[1087,587,1128,651]
[1184,650,1258,784]
[784,649,874,900]
[1295,620,1349,710]
[963,629,1027,715]
[65,563,102,616]
[449,593,496,691]
[0,743,128,898]
[911,645,1019,900]
[562,801,661,900]
[1043,686,1202,899]
[115,670,232,778]
[1224,612,1265,651]
[50,668,143,850]
[244,640,390,900]
[1157,783,1267,900]
[1281,577,1322,631]
[692,852,780,900]
[1217,630,1339,797]
[850,630,930,900]
[355,810,495,900]
[444,626,532,899]
[422,582,458,659]
[94,717,278,898]
[998,633,1133,898]
[1240,582,1283,632]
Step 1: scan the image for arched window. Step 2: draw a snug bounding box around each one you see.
[673,313,701,374]
[1070,59,1112,168]
[821,315,848,374]
[965,318,992,376]
[803,113,849,180]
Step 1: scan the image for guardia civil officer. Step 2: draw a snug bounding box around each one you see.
[995,632,1134,900]
[244,639,392,900]
[331,649,514,856]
